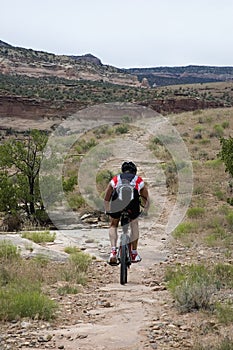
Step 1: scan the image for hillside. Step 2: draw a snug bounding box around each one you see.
[0,40,140,87]
[126,65,233,86]
[1,40,233,90]
[1,40,233,127]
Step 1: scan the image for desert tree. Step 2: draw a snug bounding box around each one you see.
[0,129,48,216]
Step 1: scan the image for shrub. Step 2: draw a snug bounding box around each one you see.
[115,123,129,134]
[64,246,81,254]
[57,284,79,295]
[67,193,85,210]
[173,222,196,239]
[166,263,233,314]
[93,125,112,137]
[194,337,233,350]
[69,251,92,273]
[32,254,50,267]
[149,136,163,148]
[2,213,21,232]
[165,264,216,312]
[226,211,233,230]
[193,186,204,195]
[187,207,205,218]
[96,169,113,193]
[205,224,231,248]
[212,124,224,138]
[222,121,229,129]
[214,188,225,200]
[75,138,97,153]
[60,251,92,285]
[200,138,210,145]
[63,175,77,192]
[21,231,56,243]
[0,240,20,261]
[213,263,233,288]
[215,302,233,325]
[194,125,204,133]
[34,209,52,226]
[173,279,215,312]
[205,159,223,168]
[0,288,57,321]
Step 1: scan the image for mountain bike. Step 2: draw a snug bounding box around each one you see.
[118,209,132,285]
[106,209,132,285]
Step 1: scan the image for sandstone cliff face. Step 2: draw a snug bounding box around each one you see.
[140,97,225,114]
[0,95,225,131]
[0,95,85,120]
[127,65,233,86]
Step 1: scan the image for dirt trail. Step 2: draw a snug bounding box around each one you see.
[43,124,172,350]
[34,219,170,350]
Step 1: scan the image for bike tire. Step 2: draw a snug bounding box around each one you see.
[120,245,128,285]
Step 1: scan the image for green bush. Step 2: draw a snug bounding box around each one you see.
[193,186,204,194]
[64,246,81,254]
[212,124,224,138]
[187,207,205,218]
[213,263,233,288]
[194,337,233,350]
[57,285,79,295]
[96,169,113,193]
[226,211,233,229]
[0,288,57,321]
[0,240,20,261]
[173,222,196,239]
[34,209,52,226]
[69,251,92,273]
[115,123,129,134]
[21,231,56,243]
[32,254,50,267]
[63,175,77,192]
[75,138,97,153]
[165,263,233,313]
[165,264,216,312]
[173,278,215,312]
[205,159,223,168]
[215,302,233,325]
[222,121,229,129]
[61,251,92,285]
[67,193,85,210]
[205,224,231,247]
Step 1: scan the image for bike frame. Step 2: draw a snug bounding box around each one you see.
[118,210,132,285]
[106,209,134,284]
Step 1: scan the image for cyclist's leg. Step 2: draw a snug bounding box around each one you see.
[129,204,142,262]
[130,218,139,250]
[109,217,120,247]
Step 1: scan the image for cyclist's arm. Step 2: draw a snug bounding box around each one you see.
[104,183,113,212]
[140,186,150,212]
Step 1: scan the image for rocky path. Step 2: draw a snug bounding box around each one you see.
[0,217,172,350]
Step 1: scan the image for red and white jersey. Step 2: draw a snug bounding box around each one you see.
[110,174,144,193]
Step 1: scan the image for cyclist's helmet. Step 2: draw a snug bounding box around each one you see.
[121,161,137,174]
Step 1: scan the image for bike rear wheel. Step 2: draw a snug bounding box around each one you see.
[120,245,128,285]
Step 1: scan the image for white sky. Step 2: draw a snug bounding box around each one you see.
[1,0,233,68]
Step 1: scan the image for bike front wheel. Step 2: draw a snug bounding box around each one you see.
[120,245,128,285]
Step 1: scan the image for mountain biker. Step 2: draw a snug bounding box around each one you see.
[104,161,150,265]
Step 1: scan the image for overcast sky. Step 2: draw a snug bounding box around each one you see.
[1,0,233,68]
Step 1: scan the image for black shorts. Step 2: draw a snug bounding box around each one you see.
[109,199,140,220]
